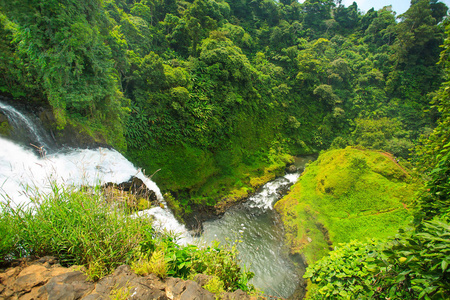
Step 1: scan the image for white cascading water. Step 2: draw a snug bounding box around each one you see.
[201,158,314,298]
[0,102,191,244]
[0,101,55,152]
[245,173,300,210]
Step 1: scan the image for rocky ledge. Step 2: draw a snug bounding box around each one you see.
[0,257,266,300]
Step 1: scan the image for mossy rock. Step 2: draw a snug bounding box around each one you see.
[0,112,11,137]
[0,121,11,137]
[275,147,419,263]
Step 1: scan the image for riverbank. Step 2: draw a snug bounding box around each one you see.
[164,153,301,232]
[199,156,317,298]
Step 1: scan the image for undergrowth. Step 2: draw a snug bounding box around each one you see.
[1,184,154,280]
[304,217,450,299]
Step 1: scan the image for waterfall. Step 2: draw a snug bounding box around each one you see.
[245,173,300,210]
[0,102,191,243]
[0,101,56,152]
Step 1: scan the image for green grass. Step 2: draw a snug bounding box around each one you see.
[1,184,154,279]
[275,147,420,263]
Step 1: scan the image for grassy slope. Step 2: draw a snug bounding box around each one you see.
[274,147,419,263]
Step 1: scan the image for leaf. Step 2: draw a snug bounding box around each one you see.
[442,260,448,272]
[419,286,438,299]
[339,290,348,297]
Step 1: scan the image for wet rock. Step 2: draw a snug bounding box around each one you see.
[0,111,8,123]
[276,182,293,197]
[38,109,57,131]
[285,164,297,174]
[103,176,158,210]
[0,112,11,137]
[118,177,158,203]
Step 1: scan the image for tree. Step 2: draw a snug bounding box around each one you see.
[301,0,335,36]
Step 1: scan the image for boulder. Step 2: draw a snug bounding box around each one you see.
[103,176,158,211]
[285,164,297,174]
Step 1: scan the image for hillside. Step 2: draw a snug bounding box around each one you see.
[275,147,419,262]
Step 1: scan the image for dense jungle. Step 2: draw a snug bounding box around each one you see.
[1,0,450,298]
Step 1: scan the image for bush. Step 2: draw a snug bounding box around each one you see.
[304,217,450,299]
[151,236,255,292]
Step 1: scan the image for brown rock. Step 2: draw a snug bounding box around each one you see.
[38,271,93,299]
[165,277,186,299]
[179,281,214,300]
[15,265,47,293]
[285,165,297,174]
[221,289,251,300]
[192,274,213,287]
[1,259,256,300]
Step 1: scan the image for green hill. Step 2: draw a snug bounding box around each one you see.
[275,147,420,262]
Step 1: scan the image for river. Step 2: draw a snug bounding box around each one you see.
[200,157,315,298]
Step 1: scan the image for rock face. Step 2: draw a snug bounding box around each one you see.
[0,257,265,300]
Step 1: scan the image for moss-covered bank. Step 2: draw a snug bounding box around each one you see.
[275,147,420,263]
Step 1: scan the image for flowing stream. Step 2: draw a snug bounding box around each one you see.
[200,157,315,298]
[0,101,315,297]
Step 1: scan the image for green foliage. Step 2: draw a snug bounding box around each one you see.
[0,207,17,265]
[304,217,450,299]
[141,236,255,292]
[203,276,226,296]
[303,21,450,299]
[304,240,381,299]
[0,0,448,238]
[375,218,450,299]
[352,117,413,158]
[132,250,168,278]
[0,183,255,293]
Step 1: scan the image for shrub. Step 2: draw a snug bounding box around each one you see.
[1,183,255,292]
[304,217,450,299]
[132,250,168,278]
[204,276,226,296]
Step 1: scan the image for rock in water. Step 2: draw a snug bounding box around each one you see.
[285,164,297,173]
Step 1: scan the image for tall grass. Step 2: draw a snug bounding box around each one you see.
[0,206,19,265]
[1,183,154,280]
